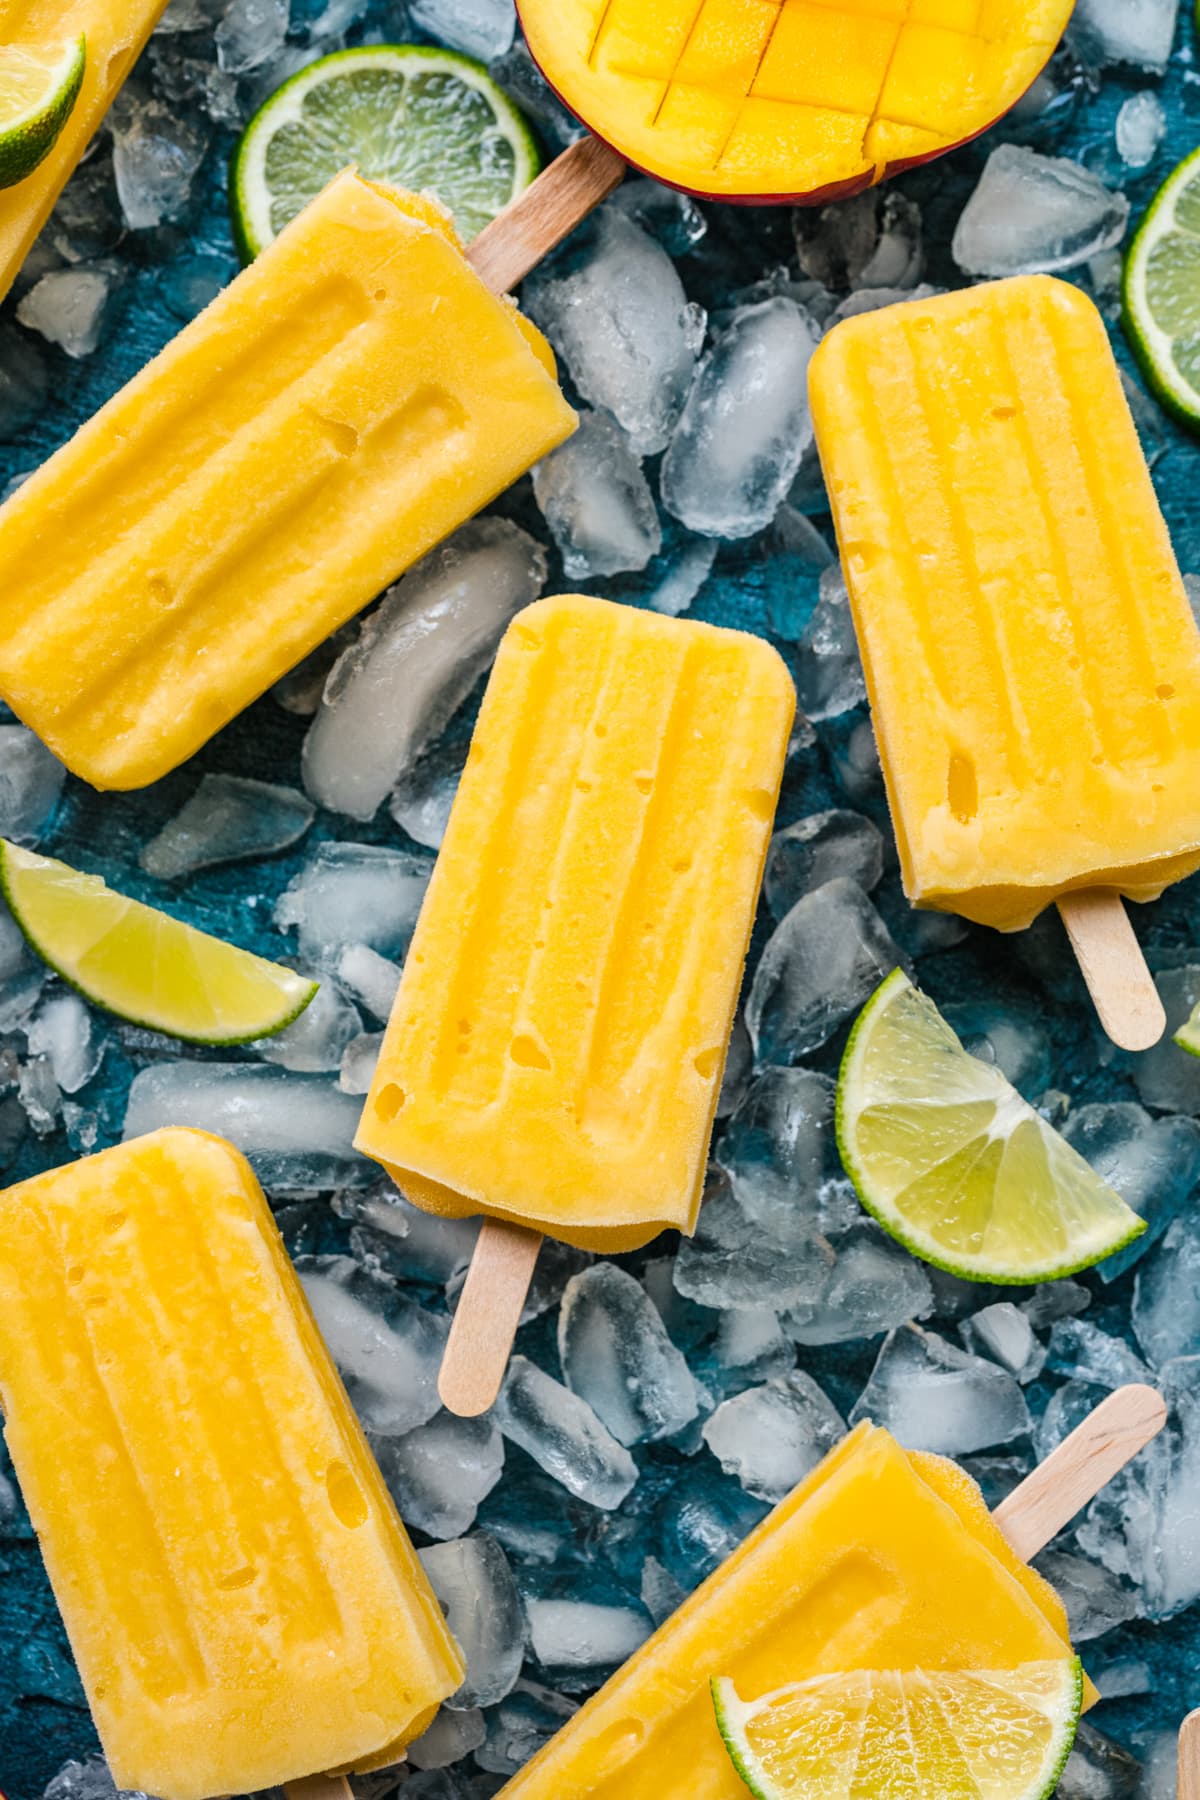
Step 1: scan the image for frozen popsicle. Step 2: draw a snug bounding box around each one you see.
[810,275,1199,1047]
[0,0,169,305]
[495,1386,1166,1800]
[0,1128,464,1799]
[356,593,794,1409]
[0,168,578,790]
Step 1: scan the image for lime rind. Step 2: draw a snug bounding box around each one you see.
[1174,1007,1200,1059]
[0,35,86,192]
[231,43,541,261]
[711,1660,1083,1800]
[836,970,1144,1284]
[1123,143,1200,433]
[0,840,317,1046]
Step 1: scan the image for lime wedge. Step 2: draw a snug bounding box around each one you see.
[1174,999,1200,1059]
[837,970,1144,1283]
[712,1659,1082,1800]
[0,36,86,191]
[0,841,316,1044]
[231,44,541,260]
[1123,145,1200,432]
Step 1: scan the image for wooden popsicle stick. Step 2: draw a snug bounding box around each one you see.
[467,135,626,294]
[285,1774,355,1800]
[439,1218,544,1417]
[994,1383,1167,1561]
[1057,890,1166,1053]
[1179,1709,1200,1800]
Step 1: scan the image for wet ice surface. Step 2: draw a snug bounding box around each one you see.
[952,146,1130,276]
[532,410,661,580]
[8,5,1200,1794]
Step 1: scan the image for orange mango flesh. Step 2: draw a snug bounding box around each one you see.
[519,0,1072,202]
[0,0,170,303]
[0,170,575,790]
[0,1129,464,1800]
[809,275,1200,932]
[496,1423,1079,1800]
[356,594,795,1252]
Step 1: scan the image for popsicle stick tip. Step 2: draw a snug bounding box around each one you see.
[993,1383,1166,1561]
[438,1220,543,1417]
[283,1774,356,1800]
[1056,889,1165,1051]
[1178,1709,1200,1800]
[467,137,626,295]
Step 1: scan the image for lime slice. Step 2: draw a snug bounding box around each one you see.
[1174,1000,1200,1058]
[837,970,1144,1282]
[231,44,541,260]
[0,36,86,191]
[1123,145,1200,431]
[712,1658,1082,1800]
[0,841,316,1044]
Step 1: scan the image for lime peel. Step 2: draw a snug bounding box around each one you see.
[0,840,317,1045]
[711,1658,1083,1800]
[231,43,541,261]
[0,36,86,192]
[1123,143,1200,433]
[837,970,1144,1284]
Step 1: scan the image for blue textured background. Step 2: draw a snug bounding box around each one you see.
[1,2,1199,1792]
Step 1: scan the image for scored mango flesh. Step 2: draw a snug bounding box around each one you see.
[520,0,1073,201]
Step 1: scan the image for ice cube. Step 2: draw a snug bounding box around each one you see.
[1035,1377,1105,1462]
[1046,1319,1153,1389]
[0,895,44,1030]
[1032,1549,1140,1642]
[532,410,661,579]
[419,1532,526,1708]
[110,94,208,230]
[271,627,355,717]
[0,726,65,844]
[525,1595,652,1672]
[710,1308,794,1389]
[952,146,1129,277]
[702,1370,845,1502]
[372,1409,503,1539]
[43,1759,155,1800]
[793,190,923,292]
[139,774,314,879]
[715,1012,752,1119]
[488,41,583,154]
[1059,1723,1142,1800]
[493,1356,638,1510]
[1069,0,1177,72]
[406,1707,486,1771]
[410,0,516,60]
[747,877,903,1062]
[557,1262,697,1447]
[640,1554,687,1626]
[475,1679,580,1776]
[339,1029,382,1094]
[1061,1102,1200,1280]
[961,1303,1046,1383]
[389,736,468,851]
[337,1183,481,1286]
[525,210,706,456]
[302,519,546,820]
[708,1064,836,1210]
[782,1224,934,1346]
[215,0,287,71]
[1116,93,1167,170]
[764,809,883,920]
[26,992,103,1094]
[275,842,432,970]
[297,1254,446,1435]
[336,943,401,1022]
[609,179,707,257]
[798,568,863,723]
[15,265,117,358]
[851,1326,1032,1454]
[1133,1212,1200,1368]
[941,1001,1052,1098]
[674,1168,830,1312]
[1022,1279,1091,1328]
[18,1056,61,1134]
[254,981,360,1074]
[832,716,883,805]
[1132,1728,1179,1800]
[1132,968,1200,1113]
[660,299,819,539]
[123,1063,370,1190]
[645,535,717,617]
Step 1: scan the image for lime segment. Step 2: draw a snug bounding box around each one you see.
[0,36,86,191]
[1123,145,1200,431]
[712,1659,1082,1800]
[231,44,541,259]
[837,970,1144,1283]
[0,841,316,1044]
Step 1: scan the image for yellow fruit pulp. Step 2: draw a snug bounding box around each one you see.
[356,595,795,1251]
[809,275,1200,931]
[0,1130,464,1799]
[520,0,1072,200]
[0,169,575,789]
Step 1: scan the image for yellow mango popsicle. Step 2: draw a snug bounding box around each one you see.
[0,170,576,789]
[0,0,169,304]
[356,593,795,1252]
[0,1128,464,1800]
[809,275,1200,934]
[496,1423,1077,1800]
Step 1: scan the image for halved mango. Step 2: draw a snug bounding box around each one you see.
[519,0,1073,204]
